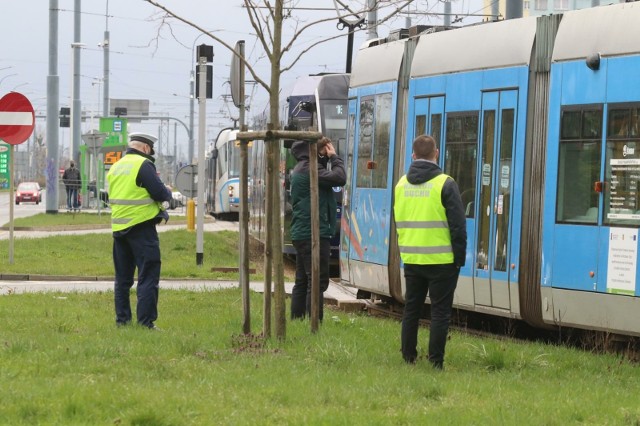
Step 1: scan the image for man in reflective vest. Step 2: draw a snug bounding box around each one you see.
[394,135,467,369]
[107,132,172,329]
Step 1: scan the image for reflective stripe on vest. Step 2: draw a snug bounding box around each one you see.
[394,173,454,265]
[107,153,160,232]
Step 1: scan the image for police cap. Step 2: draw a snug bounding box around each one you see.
[130,132,157,155]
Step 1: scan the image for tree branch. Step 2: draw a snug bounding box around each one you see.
[144,0,271,94]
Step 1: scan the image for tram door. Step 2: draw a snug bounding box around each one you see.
[340,99,357,284]
[474,90,518,309]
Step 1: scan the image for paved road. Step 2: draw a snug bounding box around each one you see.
[0,187,46,225]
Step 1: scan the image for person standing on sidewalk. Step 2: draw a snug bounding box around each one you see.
[106,132,172,329]
[393,135,467,369]
[62,161,81,212]
[289,137,346,321]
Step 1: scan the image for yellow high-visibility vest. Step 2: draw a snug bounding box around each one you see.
[394,173,454,264]
[107,154,160,232]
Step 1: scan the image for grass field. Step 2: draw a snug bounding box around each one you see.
[1,288,639,425]
[0,229,277,281]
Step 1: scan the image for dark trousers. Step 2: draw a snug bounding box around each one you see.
[66,187,79,209]
[291,238,331,321]
[113,222,161,328]
[401,263,459,367]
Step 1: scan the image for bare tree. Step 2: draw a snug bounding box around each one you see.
[145,0,415,340]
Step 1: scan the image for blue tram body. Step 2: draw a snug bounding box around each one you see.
[343,2,640,337]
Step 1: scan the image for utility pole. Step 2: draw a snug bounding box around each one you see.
[71,0,82,164]
[103,0,110,117]
[46,0,60,214]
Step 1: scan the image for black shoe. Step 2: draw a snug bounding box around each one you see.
[430,361,444,371]
[403,356,416,365]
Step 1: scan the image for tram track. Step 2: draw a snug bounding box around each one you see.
[360,298,640,362]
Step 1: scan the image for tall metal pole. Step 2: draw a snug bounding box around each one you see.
[189,70,195,163]
[71,0,82,164]
[367,0,377,40]
[196,55,207,266]
[46,0,60,214]
[103,0,110,117]
[173,122,177,182]
[444,0,452,26]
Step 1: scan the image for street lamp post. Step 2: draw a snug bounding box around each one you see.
[70,42,85,166]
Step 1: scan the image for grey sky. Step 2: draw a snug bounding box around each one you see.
[1,1,483,162]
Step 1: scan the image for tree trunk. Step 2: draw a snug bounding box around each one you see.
[271,0,286,341]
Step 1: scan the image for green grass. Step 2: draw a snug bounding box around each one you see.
[4,212,187,228]
[0,288,639,425]
[7,212,113,227]
[0,230,270,281]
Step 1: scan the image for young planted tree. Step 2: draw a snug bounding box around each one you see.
[145,0,415,340]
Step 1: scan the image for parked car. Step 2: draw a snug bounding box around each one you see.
[15,182,42,205]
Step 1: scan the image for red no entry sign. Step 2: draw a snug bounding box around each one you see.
[0,92,35,145]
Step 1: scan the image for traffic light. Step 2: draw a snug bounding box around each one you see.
[195,44,214,100]
[59,107,70,127]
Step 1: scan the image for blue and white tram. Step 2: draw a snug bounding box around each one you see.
[343,2,640,337]
[206,127,246,220]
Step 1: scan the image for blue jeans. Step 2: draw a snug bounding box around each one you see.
[66,187,79,209]
[401,263,459,367]
[291,238,331,321]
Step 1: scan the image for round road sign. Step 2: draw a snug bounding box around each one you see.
[175,164,198,198]
[0,92,35,145]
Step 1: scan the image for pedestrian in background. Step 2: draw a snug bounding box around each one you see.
[393,135,467,370]
[289,137,346,321]
[106,132,172,330]
[62,160,81,212]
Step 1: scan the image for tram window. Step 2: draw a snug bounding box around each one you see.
[556,107,602,224]
[431,114,442,145]
[415,115,426,138]
[445,112,479,218]
[356,93,392,189]
[603,106,640,227]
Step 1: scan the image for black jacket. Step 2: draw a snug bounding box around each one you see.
[62,166,81,189]
[405,159,467,267]
[289,141,346,240]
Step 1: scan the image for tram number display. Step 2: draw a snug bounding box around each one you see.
[104,151,123,165]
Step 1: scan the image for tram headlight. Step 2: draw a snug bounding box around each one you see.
[228,185,234,198]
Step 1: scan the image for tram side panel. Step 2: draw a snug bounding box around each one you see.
[541,2,640,336]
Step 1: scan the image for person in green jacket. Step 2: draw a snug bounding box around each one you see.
[289,137,346,321]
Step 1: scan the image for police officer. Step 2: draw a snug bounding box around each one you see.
[393,135,467,369]
[107,132,172,329]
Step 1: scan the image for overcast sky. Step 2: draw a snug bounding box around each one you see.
[1,0,484,161]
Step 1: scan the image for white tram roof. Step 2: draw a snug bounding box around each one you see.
[552,2,640,62]
[350,39,406,88]
[410,17,537,78]
[289,75,323,97]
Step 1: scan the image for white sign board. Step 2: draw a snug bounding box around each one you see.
[607,227,638,295]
